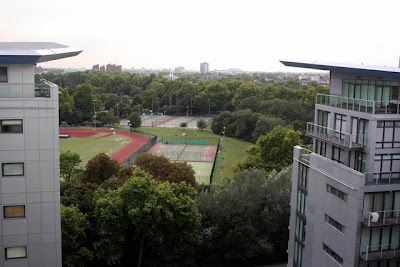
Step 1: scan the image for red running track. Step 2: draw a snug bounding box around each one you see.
[59,128,152,164]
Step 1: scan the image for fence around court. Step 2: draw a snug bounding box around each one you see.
[122,136,157,166]
[159,136,220,146]
[209,139,220,184]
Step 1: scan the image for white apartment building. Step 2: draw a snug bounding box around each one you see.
[0,42,82,266]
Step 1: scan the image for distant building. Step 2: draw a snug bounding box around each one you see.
[92,64,99,71]
[165,71,178,80]
[106,63,122,72]
[200,62,209,74]
[175,66,185,74]
[100,65,105,71]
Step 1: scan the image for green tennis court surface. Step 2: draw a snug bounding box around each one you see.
[149,143,218,185]
[187,162,213,185]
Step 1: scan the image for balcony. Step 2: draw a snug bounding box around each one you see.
[360,243,400,262]
[365,171,400,185]
[306,122,366,150]
[0,79,51,98]
[316,94,400,115]
[362,209,400,227]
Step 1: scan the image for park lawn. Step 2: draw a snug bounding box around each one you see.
[60,133,130,167]
[136,127,252,182]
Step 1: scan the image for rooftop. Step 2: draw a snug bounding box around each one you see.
[280,60,400,79]
[0,42,83,64]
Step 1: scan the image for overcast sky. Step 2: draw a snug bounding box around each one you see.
[2,0,400,72]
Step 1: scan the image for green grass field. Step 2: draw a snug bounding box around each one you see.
[136,127,252,182]
[60,133,130,167]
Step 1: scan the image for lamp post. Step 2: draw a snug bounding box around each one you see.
[208,98,211,115]
[110,128,115,157]
[127,121,131,164]
[115,94,119,120]
[186,106,189,117]
[92,99,98,130]
[190,98,193,116]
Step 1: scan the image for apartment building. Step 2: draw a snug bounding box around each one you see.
[0,42,82,266]
[200,62,209,74]
[282,61,400,267]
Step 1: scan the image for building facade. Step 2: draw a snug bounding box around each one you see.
[282,61,400,267]
[200,62,209,74]
[0,42,82,266]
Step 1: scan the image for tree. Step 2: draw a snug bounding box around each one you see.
[128,112,142,129]
[180,122,188,128]
[93,169,202,266]
[73,83,94,122]
[237,125,301,172]
[135,153,197,187]
[102,114,118,126]
[60,151,82,182]
[197,168,272,263]
[83,153,120,184]
[59,88,74,123]
[252,115,286,141]
[197,119,207,130]
[61,204,94,267]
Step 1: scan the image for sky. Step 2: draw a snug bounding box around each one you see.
[1,0,400,72]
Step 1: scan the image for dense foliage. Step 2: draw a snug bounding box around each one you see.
[196,167,292,264]
[40,71,327,143]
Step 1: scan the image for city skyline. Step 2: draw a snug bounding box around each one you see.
[2,0,400,72]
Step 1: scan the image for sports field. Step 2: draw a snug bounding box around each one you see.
[59,129,151,166]
[148,143,218,185]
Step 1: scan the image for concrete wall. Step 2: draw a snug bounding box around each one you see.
[0,65,61,266]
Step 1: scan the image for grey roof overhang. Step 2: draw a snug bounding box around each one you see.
[280,60,400,79]
[0,42,83,64]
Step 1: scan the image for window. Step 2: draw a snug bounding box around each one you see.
[0,120,23,133]
[323,243,343,265]
[4,205,25,218]
[327,184,348,202]
[315,140,327,157]
[297,190,307,215]
[298,164,309,190]
[376,120,400,149]
[0,67,7,83]
[325,214,345,234]
[294,240,305,267]
[5,247,26,260]
[2,163,24,176]
[332,145,344,164]
[355,151,367,172]
[296,215,306,242]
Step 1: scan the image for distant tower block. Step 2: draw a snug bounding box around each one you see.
[200,62,209,74]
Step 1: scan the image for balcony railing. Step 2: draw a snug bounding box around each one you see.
[365,171,400,185]
[306,122,366,149]
[316,94,400,115]
[0,79,51,98]
[360,243,400,262]
[299,146,312,164]
[34,80,51,98]
[362,209,400,227]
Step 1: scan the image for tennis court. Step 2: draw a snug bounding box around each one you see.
[148,143,218,185]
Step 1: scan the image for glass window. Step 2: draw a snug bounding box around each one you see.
[325,214,345,234]
[327,184,348,202]
[4,205,25,218]
[0,67,7,83]
[5,247,26,260]
[0,120,23,133]
[323,243,343,265]
[2,163,24,176]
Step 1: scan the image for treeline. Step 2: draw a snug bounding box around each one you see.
[39,71,328,138]
[61,149,292,266]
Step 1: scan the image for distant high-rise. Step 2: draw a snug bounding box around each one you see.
[200,62,209,74]
[92,64,99,71]
[106,63,122,72]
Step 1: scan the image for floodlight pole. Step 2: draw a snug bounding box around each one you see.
[127,121,132,164]
[92,100,98,130]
